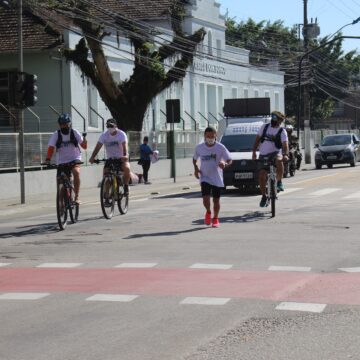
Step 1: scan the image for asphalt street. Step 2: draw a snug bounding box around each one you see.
[1,163,360,360]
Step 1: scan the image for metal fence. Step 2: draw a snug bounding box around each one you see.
[0,130,203,171]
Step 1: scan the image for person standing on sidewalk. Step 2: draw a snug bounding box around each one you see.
[193,127,232,228]
[139,136,153,184]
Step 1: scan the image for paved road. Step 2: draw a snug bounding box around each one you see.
[1,165,360,360]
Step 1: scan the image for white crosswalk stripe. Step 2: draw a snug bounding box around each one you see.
[343,191,360,199]
[309,188,341,196]
[276,302,327,313]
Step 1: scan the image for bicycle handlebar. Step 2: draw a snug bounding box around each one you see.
[41,161,84,168]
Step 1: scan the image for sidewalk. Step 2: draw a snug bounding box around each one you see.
[0,175,200,215]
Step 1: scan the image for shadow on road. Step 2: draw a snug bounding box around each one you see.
[0,223,59,238]
[124,227,208,239]
[192,211,271,225]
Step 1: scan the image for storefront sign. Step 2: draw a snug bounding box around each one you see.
[193,62,226,75]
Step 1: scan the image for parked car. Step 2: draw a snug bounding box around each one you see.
[314,133,360,169]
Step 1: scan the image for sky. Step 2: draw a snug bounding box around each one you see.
[218,0,360,53]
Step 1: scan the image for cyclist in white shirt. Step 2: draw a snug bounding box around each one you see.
[89,118,130,195]
[252,111,289,207]
[45,113,87,204]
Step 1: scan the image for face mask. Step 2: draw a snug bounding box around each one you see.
[271,120,279,127]
[205,138,216,145]
[60,128,70,135]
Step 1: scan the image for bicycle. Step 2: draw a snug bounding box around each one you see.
[257,153,278,217]
[94,159,129,219]
[41,160,83,230]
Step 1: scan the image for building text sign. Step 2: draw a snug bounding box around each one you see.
[193,61,226,75]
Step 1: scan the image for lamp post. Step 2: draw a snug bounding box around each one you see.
[297,35,360,139]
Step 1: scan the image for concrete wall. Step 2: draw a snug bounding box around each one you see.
[0,158,194,200]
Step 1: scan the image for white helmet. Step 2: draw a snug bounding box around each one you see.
[286,124,293,131]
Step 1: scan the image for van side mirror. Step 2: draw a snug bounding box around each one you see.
[315,144,319,148]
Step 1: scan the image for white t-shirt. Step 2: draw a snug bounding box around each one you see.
[48,129,83,165]
[98,129,127,159]
[193,142,232,188]
[257,124,288,155]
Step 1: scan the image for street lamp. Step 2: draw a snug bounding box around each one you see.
[297,35,360,139]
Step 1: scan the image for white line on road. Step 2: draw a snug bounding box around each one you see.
[0,263,11,267]
[268,266,311,272]
[276,302,327,313]
[86,294,139,302]
[309,188,340,196]
[278,188,303,195]
[36,263,83,268]
[180,297,231,305]
[291,173,340,185]
[0,293,50,300]
[338,267,360,273]
[114,263,158,268]
[190,263,233,270]
[343,192,360,199]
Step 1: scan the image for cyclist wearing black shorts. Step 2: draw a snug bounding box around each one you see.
[89,119,130,195]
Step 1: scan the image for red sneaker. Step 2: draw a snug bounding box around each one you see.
[212,218,220,228]
[204,211,211,225]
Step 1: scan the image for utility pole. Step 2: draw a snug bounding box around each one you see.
[303,0,310,125]
[18,0,25,204]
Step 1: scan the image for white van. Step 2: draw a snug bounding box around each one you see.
[220,116,270,190]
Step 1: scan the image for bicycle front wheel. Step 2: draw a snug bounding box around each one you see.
[68,188,77,224]
[270,178,276,218]
[118,182,129,215]
[56,184,68,230]
[100,176,115,219]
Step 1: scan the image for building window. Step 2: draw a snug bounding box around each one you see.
[199,83,206,127]
[232,88,238,99]
[254,89,259,98]
[264,91,270,99]
[218,86,223,117]
[216,39,222,58]
[208,31,213,56]
[244,88,249,98]
[87,78,99,128]
[0,72,11,127]
[275,92,279,110]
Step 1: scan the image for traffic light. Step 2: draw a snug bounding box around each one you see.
[8,72,37,108]
[23,73,37,107]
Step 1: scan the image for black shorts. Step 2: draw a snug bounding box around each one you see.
[104,158,123,172]
[201,182,221,198]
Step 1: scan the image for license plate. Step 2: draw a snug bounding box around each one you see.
[234,172,253,179]
[327,155,337,160]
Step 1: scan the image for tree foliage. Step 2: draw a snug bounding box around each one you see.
[24,0,206,131]
[226,17,360,123]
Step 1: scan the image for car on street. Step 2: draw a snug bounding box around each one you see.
[315,133,360,169]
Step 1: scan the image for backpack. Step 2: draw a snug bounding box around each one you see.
[260,123,283,149]
[55,129,79,149]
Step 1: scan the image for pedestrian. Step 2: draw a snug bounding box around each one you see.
[139,136,153,184]
[193,126,232,228]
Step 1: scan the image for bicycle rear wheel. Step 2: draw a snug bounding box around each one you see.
[270,178,276,217]
[68,188,78,223]
[100,176,115,219]
[117,180,129,215]
[56,184,68,230]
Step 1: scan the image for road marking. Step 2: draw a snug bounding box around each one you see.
[37,263,82,268]
[279,188,303,195]
[115,263,158,268]
[180,297,231,305]
[0,292,50,300]
[291,173,340,185]
[0,263,11,267]
[343,192,360,199]
[276,302,326,313]
[268,266,311,272]
[338,267,360,273]
[190,263,233,270]
[309,188,340,196]
[86,294,138,302]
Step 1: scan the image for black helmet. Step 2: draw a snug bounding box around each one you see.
[58,113,71,124]
[106,118,117,128]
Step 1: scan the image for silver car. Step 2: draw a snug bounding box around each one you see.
[315,133,360,169]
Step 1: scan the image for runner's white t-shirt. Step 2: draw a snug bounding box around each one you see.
[48,129,83,165]
[98,129,127,158]
[257,124,288,155]
[193,142,232,187]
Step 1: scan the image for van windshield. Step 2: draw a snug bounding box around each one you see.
[221,134,256,152]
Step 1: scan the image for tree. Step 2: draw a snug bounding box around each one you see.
[19,0,206,131]
[226,18,360,124]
